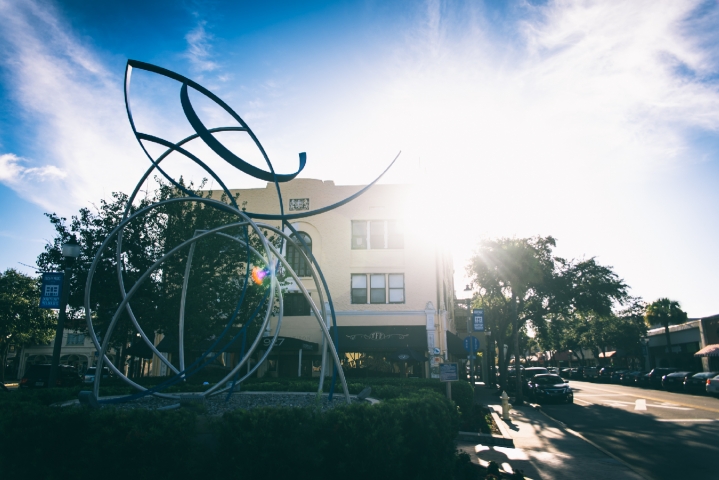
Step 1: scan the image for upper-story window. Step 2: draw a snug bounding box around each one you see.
[351,273,405,304]
[66,333,85,346]
[351,220,404,249]
[286,232,312,277]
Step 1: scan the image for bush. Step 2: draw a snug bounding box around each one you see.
[216,391,459,480]
[0,404,200,480]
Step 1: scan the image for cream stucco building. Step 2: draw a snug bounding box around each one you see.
[223,178,461,378]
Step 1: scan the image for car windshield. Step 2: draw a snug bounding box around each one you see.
[535,375,564,385]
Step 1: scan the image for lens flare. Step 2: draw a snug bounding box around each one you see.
[251,266,269,285]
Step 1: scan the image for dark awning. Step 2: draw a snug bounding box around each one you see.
[156,335,318,354]
[447,331,466,356]
[386,348,427,362]
[329,326,427,352]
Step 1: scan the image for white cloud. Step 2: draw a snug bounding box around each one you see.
[184,20,218,73]
[0,0,151,214]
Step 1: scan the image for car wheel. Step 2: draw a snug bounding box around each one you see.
[567,396,573,404]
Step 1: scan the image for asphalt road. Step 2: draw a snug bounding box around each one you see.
[539,380,719,480]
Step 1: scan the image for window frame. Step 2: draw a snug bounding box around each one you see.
[286,232,312,277]
[350,273,405,305]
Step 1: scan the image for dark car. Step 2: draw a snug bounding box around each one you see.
[598,367,618,382]
[684,372,719,393]
[528,374,573,403]
[662,371,695,390]
[610,369,630,383]
[19,364,82,389]
[83,367,112,384]
[1,382,9,392]
[620,371,645,385]
[645,368,678,388]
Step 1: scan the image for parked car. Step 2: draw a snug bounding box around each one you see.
[706,374,719,396]
[19,364,82,389]
[527,374,573,403]
[684,372,719,393]
[645,368,678,388]
[83,367,112,384]
[583,366,599,381]
[637,372,651,387]
[610,369,630,383]
[620,371,645,385]
[547,367,559,375]
[597,367,617,382]
[1,382,9,392]
[662,371,695,390]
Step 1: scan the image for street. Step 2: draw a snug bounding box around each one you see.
[540,380,719,480]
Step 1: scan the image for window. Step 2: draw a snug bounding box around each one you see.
[370,274,386,303]
[286,232,312,277]
[388,274,405,303]
[351,220,404,249]
[66,333,85,345]
[283,293,311,316]
[350,274,404,304]
[387,221,404,249]
[351,274,367,304]
[370,221,385,249]
[351,221,367,249]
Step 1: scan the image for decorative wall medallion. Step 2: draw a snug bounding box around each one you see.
[289,198,310,211]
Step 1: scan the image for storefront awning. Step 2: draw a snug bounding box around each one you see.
[446,331,466,356]
[329,326,427,352]
[694,344,719,357]
[155,335,318,354]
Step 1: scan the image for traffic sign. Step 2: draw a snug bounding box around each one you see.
[472,309,485,332]
[39,272,64,309]
[463,336,480,353]
[439,363,459,382]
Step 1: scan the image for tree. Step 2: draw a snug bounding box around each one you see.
[467,236,557,402]
[534,257,629,367]
[0,269,55,382]
[645,298,687,367]
[36,180,280,378]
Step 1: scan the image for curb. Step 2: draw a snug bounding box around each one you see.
[457,430,514,447]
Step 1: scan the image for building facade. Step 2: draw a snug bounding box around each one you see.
[221,179,458,378]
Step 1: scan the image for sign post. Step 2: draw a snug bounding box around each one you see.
[464,335,480,384]
[439,363,459,400]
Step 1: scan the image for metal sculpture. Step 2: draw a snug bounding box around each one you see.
[82,60,398,405]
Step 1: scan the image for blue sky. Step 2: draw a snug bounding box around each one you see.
[1,0,719,316]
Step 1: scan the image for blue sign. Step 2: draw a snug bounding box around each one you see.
[473,309,485,332]
[463,336,480,353]
[39,272,64,309]
[439,363,459,382]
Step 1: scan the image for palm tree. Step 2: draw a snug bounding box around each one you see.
[645,298,688,367]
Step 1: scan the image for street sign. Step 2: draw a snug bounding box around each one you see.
[430,355,442,366]
[472,309,485,332]
[39,272,64,309]
[433,347,441,355]
[439,363,459,382]
[463,336,480,353]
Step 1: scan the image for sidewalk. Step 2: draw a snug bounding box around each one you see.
[456,385,645,480]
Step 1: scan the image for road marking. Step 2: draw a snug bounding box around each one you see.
[571,383,719,414]
[635,399,647,410]
[574,394,626,397]
[656,418,715,422]
[646,404,692,411]
[573,397,593,405]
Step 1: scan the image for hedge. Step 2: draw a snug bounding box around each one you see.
[216,391,460,480]
[0,390,462,480]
